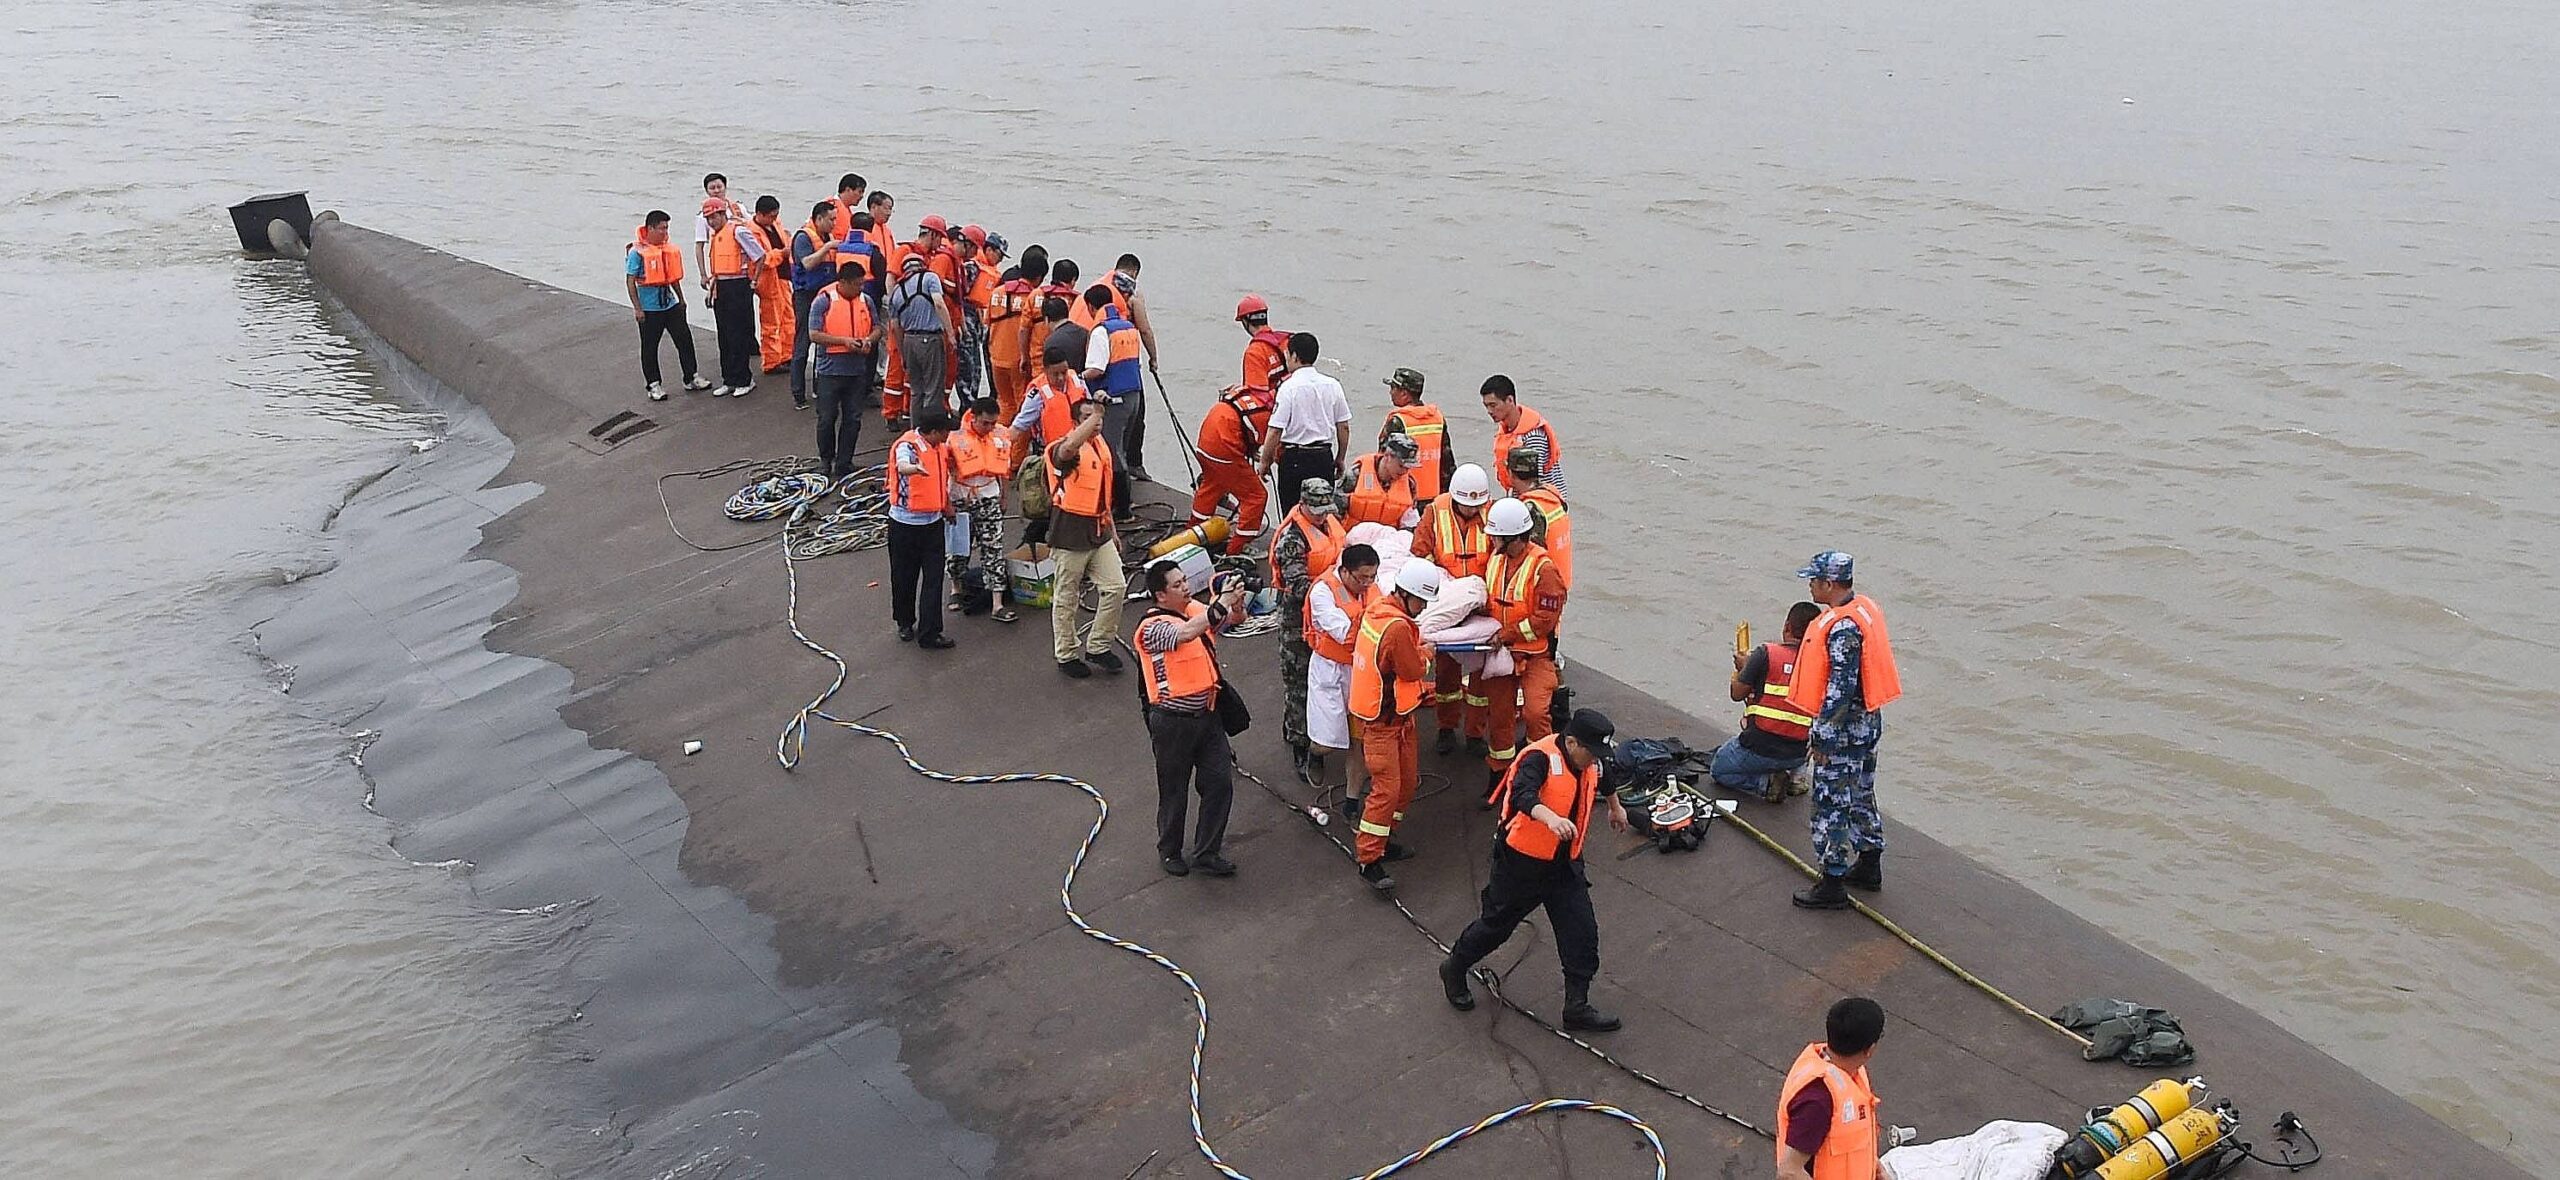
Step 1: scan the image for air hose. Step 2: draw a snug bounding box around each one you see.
[763,496,1673,1178]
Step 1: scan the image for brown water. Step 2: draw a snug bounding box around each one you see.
[6,0,2555,1171]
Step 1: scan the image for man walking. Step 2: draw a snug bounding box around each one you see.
[1437,708,1628,1031]
[805,261,881,484]
[788,201,841,409]
[626,210,711,400]
[1137,560,1248,877]
[1786,551,1902,909]
[1045,399,1127,679]
[1350,561,1443,893]
[886,255,952,425]
[886,410,959,650]
[702,198,766,397]
[1255,333,1351,514]
[1712,602,1821,802]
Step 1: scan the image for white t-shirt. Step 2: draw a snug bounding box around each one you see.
[1270,368,1350,446]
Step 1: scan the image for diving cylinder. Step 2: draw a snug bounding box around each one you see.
[2052,1078,2209,1177]
[1147,517,1230,560]
[2089,1106,2232,1180]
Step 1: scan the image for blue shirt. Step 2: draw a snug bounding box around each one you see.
[887,271,947,333]
[790,229,837,292]
[835,237,885,299]
[889,439,943,525]
[806,288,876,377]
[626,248,678,312]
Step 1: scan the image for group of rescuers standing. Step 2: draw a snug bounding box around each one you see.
[629,171,1907,1178]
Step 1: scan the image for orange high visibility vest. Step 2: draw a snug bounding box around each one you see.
[1304,569,1375,665]
[631,232,683,286]
[1069,299,1102,330]
[818,287,873,351]
[1743,642,1816,741]
[1419,496,1490,580]
[1492,405,1562,494]
[1139,601,1220,705]
[1485,544,1557,656]
[1521,484,1572,586]
[1496,735,1600,861]
[1383,403,1447,499]
[950,426,1015,482]
[1343,453,1419,530]
[1048,435,1113,519]
[1349,596,1424,722]
[1785,595,1902,717]
[891,431,953,516]
[1775,1043,1881,1180]
[708,221,754,278]
[1268,508,1346,589]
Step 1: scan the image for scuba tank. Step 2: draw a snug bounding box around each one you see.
[1147,517,1230,559]
[2090,1105,2234,1180]
[2052,1078,2210,1178]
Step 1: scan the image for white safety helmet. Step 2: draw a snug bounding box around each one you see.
[1392,560,1445,601]
[1485,497,1535,538]
[1448,463,1493,507]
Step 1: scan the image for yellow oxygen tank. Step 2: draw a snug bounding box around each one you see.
[2054,1078,2208,1177]
[2091,1106,2231,1180]
[1147,517,1230,559]
[1734,621,1751,657]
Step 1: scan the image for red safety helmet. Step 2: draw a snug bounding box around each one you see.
[1234,293,1269,321]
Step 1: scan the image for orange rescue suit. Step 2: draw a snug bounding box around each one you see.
[1190,387,1273,552]
[752,217,794,370]
[1241,328,1291,393]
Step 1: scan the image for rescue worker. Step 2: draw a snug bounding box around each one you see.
[1082,289,1146,516]
[1269,480,1348,779]
[1713,602,1821,802]
[1255,333,1351,514]
[1010,339,1092,452]
[1046,399,1126,679]
[1187,383,1273,555]
[1137,560,1248,877]
[1477,498,1566,791]
[1351,560,1444,892]
[626,210,710,400]
[885,254,951,426]
[828,174,866,240]
[787,201,842,409]
[886,409,958,650]
[702,198,767,397]
[946,397,1020,624]
[1482,374,1568,497]
[1234,294,1291,395]
[1307,543,1381,804]
[692,172,741,283]
[1108,255,1160,480]
[1411,464,1496,754]
[1380,368,1452,500]
[1786,551,1902,910]
[836,211,886,301]
[1042,259,1082,326]
[914,216,966,406]
[804,259,882,484]
[1504,448,1574,586]
[1777,997,1888,1180]
[1342,434,1424,530]
[985,253,1049,424]
[1437,708,1628,1031]
[951,225,996,403]
[748,195,794,379]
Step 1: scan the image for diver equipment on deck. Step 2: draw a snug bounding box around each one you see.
[2047,1078,2323,1180]
[1147,516,1230,559]
[2089,1104,2233,1180]
[2053,1078,2209,1178]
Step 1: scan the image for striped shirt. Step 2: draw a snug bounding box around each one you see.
[1138,604,1228,712]
[1513,427,1567,497]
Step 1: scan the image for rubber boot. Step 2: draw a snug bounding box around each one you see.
[1560,983,1620,1032]
[1435,728,1458,756]
[1845,849,1883,892]
[1438,957,1476,1011]
[1792,873,1852,910]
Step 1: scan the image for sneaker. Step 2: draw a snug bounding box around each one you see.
[710,385,735,398]
[1160,856,1190,877]
[1189,853,1236,877]
[682,376,715,391]
[1086,649,1124,674]
[918,634,955,650]
[1058,658,1092,679]
[792,396,809,410]
[646,381,668,401]
[730,384,753,398]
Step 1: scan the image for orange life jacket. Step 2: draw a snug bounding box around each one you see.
[1485,544,1559,656]
[1496,734,1600,861]
[1343,453,1419,530]
[1419,495,1490,581]
[1521,484,1572,586]
[989,279,1038,368]
[631,231,683,287]
[818,287,873,351]
[707,220,754,278]
[831,195,862,236]
[1383,403,1448,499]
[1196,386,1272,465]
[1268,507,1346,590]
[1032,373,1091,447]
[1743,642,1816,741]
[1785,595,1902,717]
[1048,434,1113,519]
[1775,1043,1881,1180]
[1305,569,1376,664]
[1492,405,1562,495]
[1069,299,1102,330]
[950,426,1015,482]
[891,430,952,516]
[1243,328,1291,392]
[752,217,789,275]
[1139,601,1219,706]
[1350,595,1424,722]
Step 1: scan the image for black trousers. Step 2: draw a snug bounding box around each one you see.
[813,368,874,480]
[1125,382,1149,476]
[789,287,819,399]
[637,304,699,386]
[712,277,759,388]
[886,518,947,639]
[1276,443,1335,513]
[1446,845,1601,990]
[1147,706,1233,861]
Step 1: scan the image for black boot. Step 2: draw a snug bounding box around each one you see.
[1438,957,1476,1011]
[1434,728,1458,756]
[1845,849,1883,892]
[1560,984,1620,1032]
[1382,841,1415,862]
[1358,859,1396,894]
[1792,873,1853,910]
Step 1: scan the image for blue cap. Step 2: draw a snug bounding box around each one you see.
[1796,550,1854,581]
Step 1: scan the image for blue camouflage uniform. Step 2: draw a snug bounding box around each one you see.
[1800,549,1885,877]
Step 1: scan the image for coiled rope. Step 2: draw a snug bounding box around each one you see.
[764,495,1671,1179]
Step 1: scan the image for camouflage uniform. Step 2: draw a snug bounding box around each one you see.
[1272,514,1315,759]
[945,493,1009,602]
[1808,613,1886,876]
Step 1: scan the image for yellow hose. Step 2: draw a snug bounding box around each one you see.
[1717,807,2095,1049]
